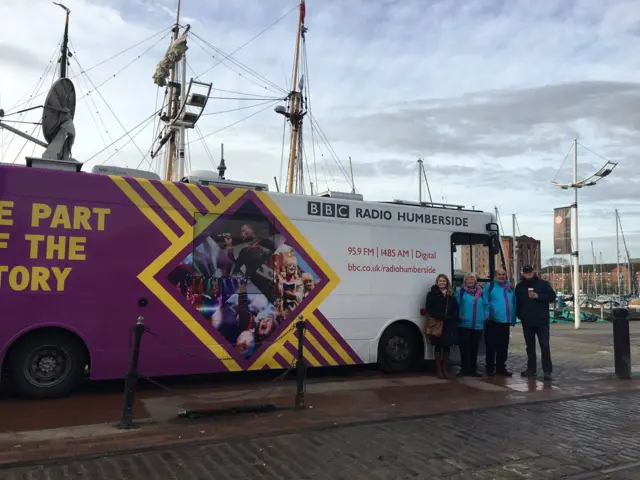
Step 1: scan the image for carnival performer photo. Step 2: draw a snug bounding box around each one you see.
[425,273,459,379]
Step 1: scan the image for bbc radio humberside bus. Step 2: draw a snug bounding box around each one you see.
[0,163,500,398]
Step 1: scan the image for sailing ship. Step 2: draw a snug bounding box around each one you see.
[1,0,349,196]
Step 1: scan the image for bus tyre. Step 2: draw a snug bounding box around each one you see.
[378,324,418,373]
[8,331,85,399]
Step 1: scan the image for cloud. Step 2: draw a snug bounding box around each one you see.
[326,81,640,159]
[1,0,640,265]
[0,43,44,71]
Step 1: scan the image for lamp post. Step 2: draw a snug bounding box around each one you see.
[552,139,618,329]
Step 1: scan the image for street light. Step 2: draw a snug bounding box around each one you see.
[551,139,618,329]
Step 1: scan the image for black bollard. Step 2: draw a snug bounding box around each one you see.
[115,316,146,429]
[612,308,632,380]
[295,317,307,409]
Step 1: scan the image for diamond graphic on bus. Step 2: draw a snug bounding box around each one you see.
[168,197,325,360]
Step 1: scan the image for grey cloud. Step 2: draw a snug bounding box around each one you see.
[0,43,43,70]
[326,81,640,159]
[343,157,560,191]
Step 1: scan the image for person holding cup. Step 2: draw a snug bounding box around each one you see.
[515,265,557,381]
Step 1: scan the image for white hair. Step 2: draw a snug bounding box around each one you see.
[464,272,478,285]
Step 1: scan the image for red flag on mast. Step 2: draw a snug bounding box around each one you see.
[300,1,306,24]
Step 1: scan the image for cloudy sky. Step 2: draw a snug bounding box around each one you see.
[1,0,639,265]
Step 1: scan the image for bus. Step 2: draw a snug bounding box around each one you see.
[0,163,499,398]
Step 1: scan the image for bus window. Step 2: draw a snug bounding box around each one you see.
[450,232,495,288]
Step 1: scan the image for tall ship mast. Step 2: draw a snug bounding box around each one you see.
[282,0,307,194]
[151,0,211,182]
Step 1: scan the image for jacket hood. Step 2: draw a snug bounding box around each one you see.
[462,284,482,295]
[493,279,512,288]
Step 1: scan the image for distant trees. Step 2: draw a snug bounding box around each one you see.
[546,257,570,267]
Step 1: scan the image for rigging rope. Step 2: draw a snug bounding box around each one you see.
[552,142,575,183]
[189,32,287,96]
[70,42,152,166]
[192,5,298,85]
[302,40,319,193]
[210,87,284,98]
[201,99,282,116]
[5,26,173,115]
[68,63,117,160]
[185,100,280,146]
[83,108,161,166]
[1,38,60,157]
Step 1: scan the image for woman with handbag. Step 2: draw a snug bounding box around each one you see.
[425,273,459,379]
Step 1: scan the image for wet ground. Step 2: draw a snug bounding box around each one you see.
[0,322,638,473]
[3,390,640,479]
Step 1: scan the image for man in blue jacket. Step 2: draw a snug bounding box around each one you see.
[515,265,557,381]
[483,268,517,377]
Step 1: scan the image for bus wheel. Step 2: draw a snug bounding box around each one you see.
[378,323,418,373]
[7,330,85,399]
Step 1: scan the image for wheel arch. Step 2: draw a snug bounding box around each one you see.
[1,324,91,375]
[374,317,426,364]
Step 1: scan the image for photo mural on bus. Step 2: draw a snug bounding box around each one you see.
[167,199,321,359]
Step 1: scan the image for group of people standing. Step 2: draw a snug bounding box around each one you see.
[425,265,556,381]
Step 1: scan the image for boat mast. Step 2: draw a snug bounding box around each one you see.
[53,3,71,79]
[616,208,621,301]
[164,0,182,181]
[591,241,597,296]
[285,0,306,194]
[349,156,355,194]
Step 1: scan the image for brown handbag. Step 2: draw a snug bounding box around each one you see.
[425,315,444,337]
[424,293,450,338]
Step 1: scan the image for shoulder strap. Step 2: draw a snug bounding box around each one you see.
[459,288,464,303]
[489,282,494,296]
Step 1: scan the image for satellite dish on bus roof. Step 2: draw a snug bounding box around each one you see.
[42,78,76,144]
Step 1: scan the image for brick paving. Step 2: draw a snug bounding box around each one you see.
[2,391,640,479]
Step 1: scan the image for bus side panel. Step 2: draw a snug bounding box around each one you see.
[289,217,452,364]
[0,167,233,381]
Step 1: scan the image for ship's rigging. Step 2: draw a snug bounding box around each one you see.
[0,1,353,194]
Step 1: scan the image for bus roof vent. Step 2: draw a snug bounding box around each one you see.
[389,199,466,210]
[91,165,161,180]
[182,170,268,191]
[318,190,363,201]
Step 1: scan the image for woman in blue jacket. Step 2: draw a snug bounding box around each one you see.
[483,268,517,376]
[456,273,488,377]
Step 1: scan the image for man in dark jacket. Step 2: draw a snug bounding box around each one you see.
[515,265,557,381]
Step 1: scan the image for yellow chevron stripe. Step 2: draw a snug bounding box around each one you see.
[277,348,295,366]
[136,179,191,234]
[250,192,350,368]
[207,186,224,202]
[306,311,355,365]
[111,178,248,371]
[113,178,345,373]
[183,183,217,212]
[303,348,320,367]
[304,330,341,366]
[164,182,197,213]
[110,176,178,243]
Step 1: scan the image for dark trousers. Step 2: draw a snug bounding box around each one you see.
[485,321,511,372]
[522,324,552,374]
[458,327,482,374]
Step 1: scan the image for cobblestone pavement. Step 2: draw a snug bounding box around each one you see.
[2,391,640,480]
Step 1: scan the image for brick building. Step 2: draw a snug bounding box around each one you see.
[460,235,541,279]
[540,262,640,294]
